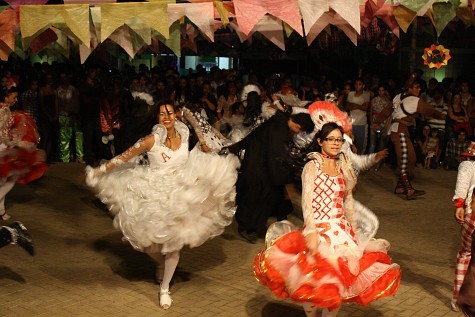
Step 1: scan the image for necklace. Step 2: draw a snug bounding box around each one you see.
[319,152,341,175]
[166,130,178,140]
[321,152,338,159]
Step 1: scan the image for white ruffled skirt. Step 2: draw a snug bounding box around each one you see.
[86,149,240,254]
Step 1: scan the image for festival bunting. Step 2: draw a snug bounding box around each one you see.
[108,24,148,58]
[361,0,400,37]
[155,21,181,56]
[0,9,16,61]
[457,7,475,26]
[20,4,90,49]
[215,0,230,27]
[5,0,48,9]
[432,0,461,36]
[30,28,57,56]
[0,0,465,60]
[299,0,360,45]
[63,0,115,4]
[79,6,100,64]
[100,2,171,43]
[234,0,302,36]
[168,2,215,41]
[0,10,16,59]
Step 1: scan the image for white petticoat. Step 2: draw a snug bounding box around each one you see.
[86,149,240,254]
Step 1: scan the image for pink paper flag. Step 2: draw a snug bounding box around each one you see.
[252,15,285,51]
[361,0,399,37]
[63,0,115,4]
[168,2,215,41]
[376,4,400,38]
[5,0,47,9]
[234,0,302,36]
[307,10,357,46]
[229,21,249,43]
[299,0,360,36]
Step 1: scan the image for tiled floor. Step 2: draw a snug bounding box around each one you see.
[0,162,466,316]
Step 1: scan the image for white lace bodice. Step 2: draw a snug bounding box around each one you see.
[148,132,189,167]
[96,121,190,174]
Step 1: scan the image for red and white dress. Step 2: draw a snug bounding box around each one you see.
[0,107,47,184]
[254,153,401,310]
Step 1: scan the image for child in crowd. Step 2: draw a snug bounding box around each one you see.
[424,128,440,169]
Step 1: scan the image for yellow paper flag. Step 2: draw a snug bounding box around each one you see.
[20,4,90,49]
[100,2,173,42]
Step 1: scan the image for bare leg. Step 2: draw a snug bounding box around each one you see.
[321,306,340,317]
[302,303,318,317]
[0,181,15,220]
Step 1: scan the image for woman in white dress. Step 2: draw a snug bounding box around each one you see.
[86,96,239,310]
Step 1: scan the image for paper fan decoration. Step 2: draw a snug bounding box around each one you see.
[422,44,451,69]
[308,101,352,133]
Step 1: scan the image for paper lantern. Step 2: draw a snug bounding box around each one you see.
[422,44,451,69]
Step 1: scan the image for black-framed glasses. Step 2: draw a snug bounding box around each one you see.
[323,137,345,144]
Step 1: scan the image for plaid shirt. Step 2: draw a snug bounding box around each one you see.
[20,89,39,122]
[446,139,470,159]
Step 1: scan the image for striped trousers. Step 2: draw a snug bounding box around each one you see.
[453,211,475,299]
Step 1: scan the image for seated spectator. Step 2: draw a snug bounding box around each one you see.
[415,124,431,168]
[445,129,471,170]
[427,86,447,159]
[424,128,440,169]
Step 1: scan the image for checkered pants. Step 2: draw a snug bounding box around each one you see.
[453,211,475,299]
[390,131,416,178]
[399,133,408,175]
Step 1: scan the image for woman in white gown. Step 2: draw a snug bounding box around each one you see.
[86,96,239,310]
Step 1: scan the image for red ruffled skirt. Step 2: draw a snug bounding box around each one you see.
[0,111,47,184]
[254,231,401,310]
[0,147,47,183]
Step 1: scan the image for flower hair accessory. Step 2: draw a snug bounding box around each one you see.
[131,91,154,106]
[324,93,337,102]
[239,84,261,101]
[308,101,352,133]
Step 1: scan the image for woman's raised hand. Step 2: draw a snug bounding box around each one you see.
[374,149,389,162]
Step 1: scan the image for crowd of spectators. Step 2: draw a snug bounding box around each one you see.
[0,58,473,171]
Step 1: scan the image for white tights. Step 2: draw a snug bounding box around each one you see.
[302,303,341,317]
[0,181,15,214]
[148,250,180,290]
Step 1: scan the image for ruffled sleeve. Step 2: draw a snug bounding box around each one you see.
[346,150,376,172]
[151,124,167,144]
[150,121,189,150]
[453,161,475,202]
[182,108,207,146]
[94,134,155,175]
[0,107,14,146]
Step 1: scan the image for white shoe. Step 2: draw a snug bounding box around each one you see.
[451,298,460,312]
[159,286,172,310]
